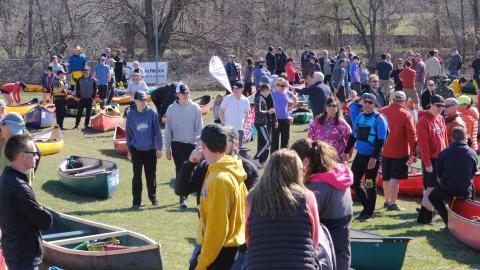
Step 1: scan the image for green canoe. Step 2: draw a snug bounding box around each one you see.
[42,210,163,270]
[351,229,411,270]
[58,156,120,199]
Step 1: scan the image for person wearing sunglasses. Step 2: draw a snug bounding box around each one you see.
[361,74,388,108]
[343,93,388,222]
[0,134,52,270]
[271,78,297,153]
[420,80,436,110]
[416,94,448,224]
[444,98,466,145]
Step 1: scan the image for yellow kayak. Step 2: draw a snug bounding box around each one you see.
[33,126,64,156]
[5,98,39,116]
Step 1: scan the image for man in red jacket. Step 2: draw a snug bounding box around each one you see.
[399,60,418,111]
[444,97,466,144]
[379,91,417,211]
[416,94,448,224]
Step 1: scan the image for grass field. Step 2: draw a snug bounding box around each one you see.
[18,91,480,270]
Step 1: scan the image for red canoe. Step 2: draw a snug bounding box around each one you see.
[113,126,128,155]
[448,199,480,250]
[90,109,123,132]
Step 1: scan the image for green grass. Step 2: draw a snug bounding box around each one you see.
[18,91,479,270]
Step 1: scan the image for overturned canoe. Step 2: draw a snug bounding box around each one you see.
[351,229,411,270]
[33,126,64,156]
[58,156,120,199]
[41,210,163,270]
[90,107,123,132]
[193,95,212,114]
[448,199,480,250]
[25,105,56,128]
[113,126,128,155]
[5,98,38,116]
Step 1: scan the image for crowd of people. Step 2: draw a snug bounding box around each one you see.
[0,43,480,270]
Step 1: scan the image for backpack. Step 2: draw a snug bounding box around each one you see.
[315,224,336,270]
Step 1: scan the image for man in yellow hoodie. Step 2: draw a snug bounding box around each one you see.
[190,123,248,270]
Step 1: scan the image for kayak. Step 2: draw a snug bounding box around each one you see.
[113,126,128,155]
[33,126,64,156]
[25,105,56,128]
[448,199,480,250]
[42,210,163,269]
[0,81,43,92]
[112,95,152,105]
[5,98,38,116]
[58,156,120,199]
[90,107,123,132]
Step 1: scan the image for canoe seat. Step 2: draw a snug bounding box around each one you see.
[43,230,91,241]
[62,160,102,175]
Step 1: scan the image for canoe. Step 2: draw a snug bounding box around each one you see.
[378,166,480,197]
[193,95,212,114]
[5,98,38,116]
[351,229,411,270]
[291,108,313,124]
[45,104,56,113]
[448,199,480,250]
[33,126,64,156]
[58,156,120,199]
[0,81,43,92]
[25,105,56,128]
[90,107,123,132]
[41,210,163,270]
[112,94,152,105]
[113,126,128,155]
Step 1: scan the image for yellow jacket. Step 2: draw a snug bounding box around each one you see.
[449,79,462,97]
[196,155,247,270]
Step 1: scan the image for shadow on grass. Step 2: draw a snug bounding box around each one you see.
[166,207,198,214]
[98,148,126,159]
[65,202,178,216]
[41,180,99,203]
[424,231,480,266]
[164,178,176,190]
[185,237,197,246]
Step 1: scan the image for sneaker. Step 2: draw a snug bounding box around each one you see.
[359,214,373,222]
[151,199,159,206]
[355,210,367,221]
[383,202,389,209]
[252,159,263,169]
[179,197,188,209]
[132,205,140,210]
[387,204,405,211]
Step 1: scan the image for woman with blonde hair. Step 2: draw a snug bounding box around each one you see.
[246,149,323,269]
[291,139,353,270]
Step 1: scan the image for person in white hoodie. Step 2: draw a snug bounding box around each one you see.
[165,83,203,208]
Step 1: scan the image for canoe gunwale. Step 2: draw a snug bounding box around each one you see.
[351,229,412,243]
[447,199,480,226]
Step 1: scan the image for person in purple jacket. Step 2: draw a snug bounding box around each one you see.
[126,91,163,210]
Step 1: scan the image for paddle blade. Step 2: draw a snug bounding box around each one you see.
[209,56,232,93]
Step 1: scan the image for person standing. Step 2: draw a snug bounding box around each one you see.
[375,54,394,100]
[399,60,419,111]
[219,81,250,148]
[126,73,148,107]
[271,78,298,153]
[292,72,331,117]
[274,47,288,75]
[68,46,88,92]
[416,94,448,224]
[444,98,466,144]
[343,93,389,221]
[93,56,112,108]
[52,70,68,130]
[349,56,362,94]
[126,91,163,209]
[471,50,480,82]
[189,124,248,270]
[300,44,315,79]
[0,135,52,270]
[425,50,442,82]
[225,54,242,87]
[41,67,55,105]
[253,84,275,166]
[114,50,127,85]
[362,75,388,108]
[164,84,203,209]
[265,46,276,74]
[458,95,479,152]
[285,58,299,84]
[320,50,335,86]
[331,59,348,102]
[390,58,404,92]
[379,91,417,211]
[429,127,477,227]
[74,66,97,130]
[243,58,254,97]
[449,48,462,77]
[252,58,271,89]
[106,58,117,105]
[420,80,436,110]
[415,53,426,97]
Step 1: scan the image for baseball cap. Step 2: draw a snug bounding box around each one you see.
[83,65,90,71]
[175,84,190,94]
[100,56,106,61]
[200,123,227,152]
[106,48,111,53]
[0,112,28,135]
[393,91,406,101]
[430,94,444,104]
[361,93,377,104]
[134,91,148,101]
[457,95,472,105]
[232,81,244,89]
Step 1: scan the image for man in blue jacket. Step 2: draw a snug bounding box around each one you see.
[126,91,163,209]
[291,72,331,117]
[429,127,477,227]
[68,46,88,92]
[0,135,52,270]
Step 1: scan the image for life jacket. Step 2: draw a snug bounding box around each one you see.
[52,78,67,97]
[354,112,388,145]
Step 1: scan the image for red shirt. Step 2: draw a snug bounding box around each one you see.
[1,82,21,103]
[379,103,417,158]
[285,63,297,83]
[411,58,418,70]
[399,68,416,89]
[416,111,448,167]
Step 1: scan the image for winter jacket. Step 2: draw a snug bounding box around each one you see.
[461,107,479,150]
[41,73,55,91]
[301,51,315,68]
[435,83,455,99]
[196,155,248,270]
[0,166,52,268]
[265,52,276,72]
[416,111,448,167]
[438,142,477,195]
[445,112,466,144]
[244,66,254,84]
[252,65,271,89]
[379,103,417,158]
[295,82,332,117]
[361,87,388,108]
[285,63,297,83]
[449,54,462,72]
[275,52,288,73]
[225,62,242,82]
[76,77,97,99]
[67,53,88,73]
[420,90,434,110]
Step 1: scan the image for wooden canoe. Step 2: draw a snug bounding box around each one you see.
[5,98,39,116]
[113,126,128,155]
[351,229,411,270]
[112,94,152,105]
[41,210,163,270]
[58,156,120,199]
[90,108,123,132]
[33,126,64,156]
[193,95,212,114]
[448,199,480,250]
[25,105,56,128]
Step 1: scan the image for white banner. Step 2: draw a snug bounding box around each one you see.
[209,56,232,93]
[126,62,168,84]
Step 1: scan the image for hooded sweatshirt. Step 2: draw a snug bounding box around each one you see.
[196,155,247,270]
[438,142,477,194]
[461,107,479,151]
[125,105,163,152]
[164,101,203,150]
[445,112,466,144]
[416,111,448,167]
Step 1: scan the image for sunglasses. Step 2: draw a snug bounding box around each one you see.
[327,104,338,108]
[276,84,287,87]
[427,84,435,86]
[24,151,40,156]
[363,100,374,105]
[434,103,445,108]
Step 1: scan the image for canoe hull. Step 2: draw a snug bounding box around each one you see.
[33,126,64,156]
[91,113,123,132]
[5,103,37,116]
[25,106,56,128]
[37,140,64,156]
[112,95,152,105]
[448,199,480,250]
[351,230,411,270]
[114,141,128,155]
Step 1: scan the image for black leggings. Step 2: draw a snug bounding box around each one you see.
[271,119,290,154]
[351,153,381,215]
[54,98,66,128]
[171,142,195,177]
[255,124,270,163]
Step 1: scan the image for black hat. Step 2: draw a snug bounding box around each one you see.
[232,81,244,89]
[201,124,227,153]
[56,69,65,75]
[175,84,190,94]
[430,94,444,104]
[134,91,148,101]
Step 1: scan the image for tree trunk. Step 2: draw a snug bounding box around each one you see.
[144,0,155,59]
[460,0,466,58]
[444,0,461,50]
[434,0,441,46]
[333,2,343,49]
[26,0,33,59]
[473,0,480,50]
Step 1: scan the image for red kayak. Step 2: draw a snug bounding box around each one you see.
[448,199,480,250]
